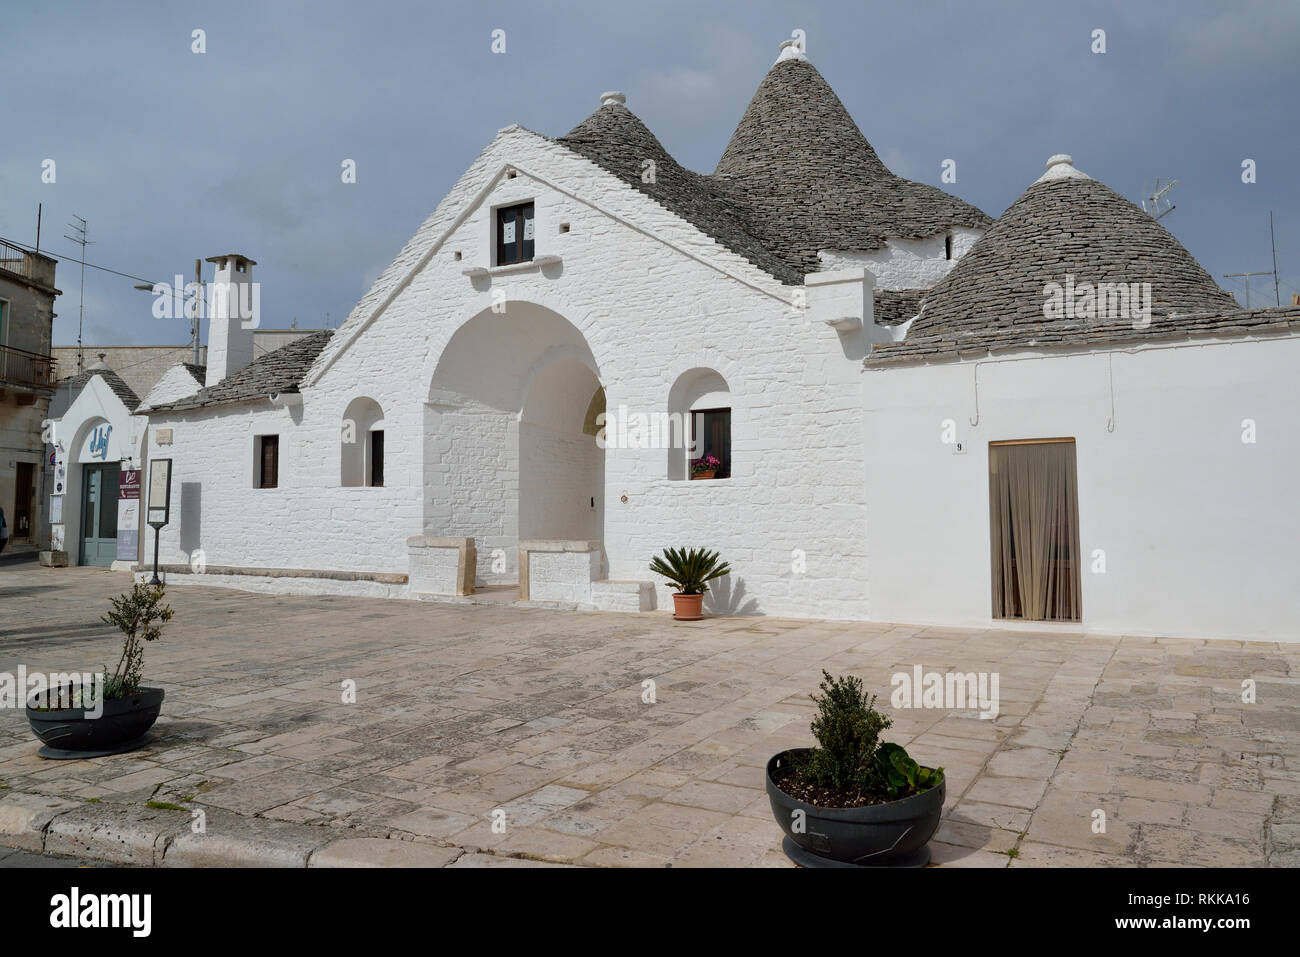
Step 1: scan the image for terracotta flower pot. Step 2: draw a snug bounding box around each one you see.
[672,592,704,620]
[691,470,715,481]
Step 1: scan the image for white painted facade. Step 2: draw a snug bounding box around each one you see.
[863,336,1300,641]
[817,227,982,291]
[140,364,204,411]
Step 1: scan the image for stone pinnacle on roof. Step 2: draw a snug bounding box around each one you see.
[1034,153,1092,184]
[775,37,807,64]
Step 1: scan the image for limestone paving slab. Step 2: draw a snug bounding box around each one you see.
[1,565,1297,868]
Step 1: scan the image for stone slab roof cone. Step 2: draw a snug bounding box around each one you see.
[558,40,991,284]
[866,155,1293,364]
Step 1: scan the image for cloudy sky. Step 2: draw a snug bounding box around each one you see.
[4,0,1298,348]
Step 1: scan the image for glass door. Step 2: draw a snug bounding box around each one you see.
[79,464,120,566]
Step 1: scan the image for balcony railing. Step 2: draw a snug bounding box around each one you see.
[0,239,57,288]
[0,343,57,390]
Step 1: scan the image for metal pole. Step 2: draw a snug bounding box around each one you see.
[193,258,202,364]
[1270,212,1281,307]
[150,525,161,585]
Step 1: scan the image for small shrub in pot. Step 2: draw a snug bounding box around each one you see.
[766,670,945,866]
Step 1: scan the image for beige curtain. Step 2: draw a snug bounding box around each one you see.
[989,441,1081,621]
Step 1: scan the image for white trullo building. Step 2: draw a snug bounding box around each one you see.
[141,42,1300,641]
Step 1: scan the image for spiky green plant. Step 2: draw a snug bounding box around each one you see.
[648,547,732,595]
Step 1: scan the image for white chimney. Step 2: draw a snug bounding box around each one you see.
[204,253,258,387]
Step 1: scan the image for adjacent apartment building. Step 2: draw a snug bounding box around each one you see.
[0,240,59,556]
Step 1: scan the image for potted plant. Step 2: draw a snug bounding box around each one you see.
[26,583,173,759]
[690,455,721,480]
[649,546,731,620]
[766,670,945,867]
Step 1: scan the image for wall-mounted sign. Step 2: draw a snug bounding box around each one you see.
[49,494,63,524]
[155,428,173,446]
[117,469,141,561]
[147,458,172,527]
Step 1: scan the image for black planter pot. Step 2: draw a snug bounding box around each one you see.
[26,687,164,759]
[766,748,945,868]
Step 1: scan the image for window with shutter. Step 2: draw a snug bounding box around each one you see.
[257,435,279,489]
[495,202,535,265]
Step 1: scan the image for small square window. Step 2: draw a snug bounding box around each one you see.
[559,223,571,234]
[496,202,535,266]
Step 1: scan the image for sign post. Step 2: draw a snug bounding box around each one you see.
[145,458,172,585]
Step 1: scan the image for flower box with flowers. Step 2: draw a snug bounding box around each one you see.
[690,455,722,480]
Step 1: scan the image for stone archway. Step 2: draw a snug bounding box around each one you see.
[423,302,604,587]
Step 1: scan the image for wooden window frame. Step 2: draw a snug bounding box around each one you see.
[256,435,279,489]
[369,429,384,488]
[495,201,535,266]
[689,407,732,480]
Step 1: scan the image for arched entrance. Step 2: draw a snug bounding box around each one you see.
[423,302,605,588]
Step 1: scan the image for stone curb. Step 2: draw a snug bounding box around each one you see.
[0,790,575,867]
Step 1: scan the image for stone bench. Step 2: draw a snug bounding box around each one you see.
[518,540,601,604]
[407,536,476,597]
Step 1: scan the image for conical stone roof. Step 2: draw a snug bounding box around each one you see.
[555,50,990,284]
[868,156,1264,365]
[713,55,991,271]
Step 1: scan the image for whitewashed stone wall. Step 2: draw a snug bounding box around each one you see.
[863,335,1300,641]
[140,363,203,411]
[146,401,420,575]
[818,227,983,291]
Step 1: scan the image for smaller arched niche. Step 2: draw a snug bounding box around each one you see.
[341,397,385,487]
[667,369,731,481]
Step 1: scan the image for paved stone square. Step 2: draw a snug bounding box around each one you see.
[1,566,1297,867]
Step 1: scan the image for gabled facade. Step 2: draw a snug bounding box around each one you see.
[141,42,986,616]
[45,360,146,567]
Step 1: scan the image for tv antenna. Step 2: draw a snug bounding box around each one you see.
[1141,178,1177,221]
[62,215,95,372]
[1223,270,1273,309]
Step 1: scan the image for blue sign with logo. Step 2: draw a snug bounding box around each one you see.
[88,424,112,460]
